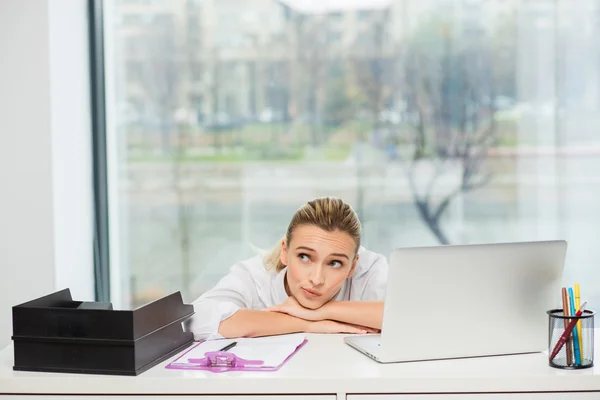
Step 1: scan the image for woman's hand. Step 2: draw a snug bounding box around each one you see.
[265,296,324,321]
[265,297,380,334]
[307,320,377,334]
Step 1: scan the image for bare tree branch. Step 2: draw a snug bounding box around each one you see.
[398,21,498,244]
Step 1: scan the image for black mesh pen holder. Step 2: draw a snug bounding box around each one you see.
[547,309,595,369]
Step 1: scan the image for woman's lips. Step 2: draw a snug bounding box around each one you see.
[302,287,322,298]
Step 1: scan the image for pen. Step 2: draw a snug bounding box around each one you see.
[550,301,587,362]
[218,341,237,352]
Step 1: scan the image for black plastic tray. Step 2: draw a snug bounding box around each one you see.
[12,288,194,375]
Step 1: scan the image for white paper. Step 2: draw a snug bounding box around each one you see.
[175,333,306,368]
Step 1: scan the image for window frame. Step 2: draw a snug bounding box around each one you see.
[88,0,111,302]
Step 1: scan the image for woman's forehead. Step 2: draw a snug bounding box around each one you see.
[290,225,356,253]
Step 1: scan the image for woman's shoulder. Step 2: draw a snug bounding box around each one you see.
[225,253,276,288]
[346,246,389,300]
[354,246,389,278]
[229,253,274,276]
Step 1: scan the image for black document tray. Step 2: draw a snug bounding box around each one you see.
[11,288,194,376]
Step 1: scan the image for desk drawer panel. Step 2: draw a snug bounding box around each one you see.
[2,396,335,400]
[348,394,600,400]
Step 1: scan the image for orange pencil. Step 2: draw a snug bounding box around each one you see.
[561,287,573,365]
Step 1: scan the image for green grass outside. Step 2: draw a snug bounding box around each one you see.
[126,116,521,164]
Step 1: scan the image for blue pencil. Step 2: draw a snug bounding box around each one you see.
[568,287,582,365]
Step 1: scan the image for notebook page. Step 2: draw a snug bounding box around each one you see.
[179,333,306,368]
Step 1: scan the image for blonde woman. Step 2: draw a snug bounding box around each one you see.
[187,197,388,340]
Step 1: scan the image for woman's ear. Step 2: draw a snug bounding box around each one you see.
[347,253,360,278]
[279,238,288,267]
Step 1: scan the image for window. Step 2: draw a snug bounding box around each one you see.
[99,0,600,309]
[357,10,372,21]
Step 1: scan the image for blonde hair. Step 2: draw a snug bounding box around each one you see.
[264,197,361,272]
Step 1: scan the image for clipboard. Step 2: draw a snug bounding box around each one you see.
[165,333,308,373]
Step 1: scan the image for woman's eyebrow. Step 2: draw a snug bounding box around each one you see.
[330,253,350,260]
[295,247,350,260]
[295,246,316,252]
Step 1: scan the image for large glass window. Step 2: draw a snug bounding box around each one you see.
[102,0,600,308]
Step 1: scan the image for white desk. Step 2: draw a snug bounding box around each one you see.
[1,334,600,399]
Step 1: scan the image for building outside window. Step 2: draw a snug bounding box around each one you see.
[100,0,600,308]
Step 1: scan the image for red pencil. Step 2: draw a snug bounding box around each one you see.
[550,301,587,362]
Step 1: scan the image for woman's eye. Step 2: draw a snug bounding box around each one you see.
[298,253,310,262]
[330,260,342,268]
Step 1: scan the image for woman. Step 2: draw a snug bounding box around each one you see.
[186,197,388,340]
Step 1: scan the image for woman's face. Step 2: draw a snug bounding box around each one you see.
[280,224,359,309]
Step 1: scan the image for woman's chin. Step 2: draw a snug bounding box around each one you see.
[295,293,324,310]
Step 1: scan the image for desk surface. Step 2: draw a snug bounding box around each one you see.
[1,334,600,395]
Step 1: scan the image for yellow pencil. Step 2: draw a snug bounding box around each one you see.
[575,283,583,360]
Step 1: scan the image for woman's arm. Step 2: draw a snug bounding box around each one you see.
[219,309,374,338]
[266,297,384,330]
[218,309,309,338]
[320,300,384,330]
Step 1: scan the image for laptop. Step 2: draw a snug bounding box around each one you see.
[344,240,567,363]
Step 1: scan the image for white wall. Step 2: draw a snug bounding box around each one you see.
[48,0,95,306]
[0,0,94,349]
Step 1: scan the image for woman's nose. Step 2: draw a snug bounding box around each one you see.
[308,267,324,287]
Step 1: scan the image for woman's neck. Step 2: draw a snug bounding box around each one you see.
[284,271,291,296]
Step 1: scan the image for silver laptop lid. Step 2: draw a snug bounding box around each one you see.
[379,240,567,362]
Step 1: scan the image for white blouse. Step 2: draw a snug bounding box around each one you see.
[185,246,389,340]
